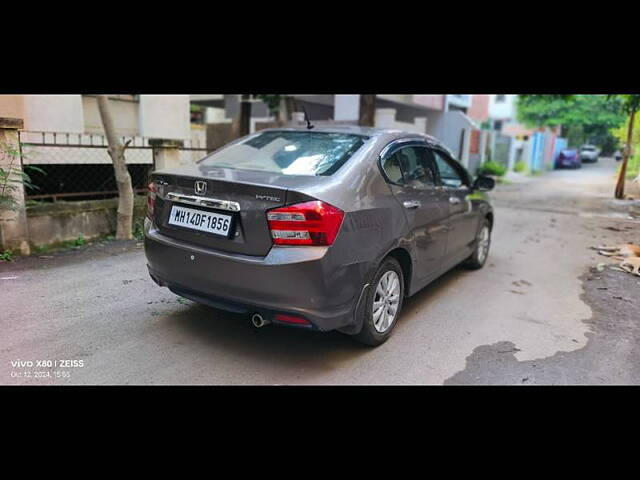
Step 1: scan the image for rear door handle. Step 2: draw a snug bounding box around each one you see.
[403,200,421,209]
[449,197,461,205]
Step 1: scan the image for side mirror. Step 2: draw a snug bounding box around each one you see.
[473,175,495,192]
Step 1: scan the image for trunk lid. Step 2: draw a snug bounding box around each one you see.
[151,165,321,256]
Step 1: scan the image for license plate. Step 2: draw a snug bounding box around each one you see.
[168,205,233,237]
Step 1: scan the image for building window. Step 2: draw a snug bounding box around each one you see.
[493,120,503,131]
[495,95,506,103]
[191,104,205,124]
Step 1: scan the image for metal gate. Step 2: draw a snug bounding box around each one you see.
[530,132,545,172]
[493,134,512,167]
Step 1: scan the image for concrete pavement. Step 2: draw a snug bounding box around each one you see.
[1,157,638,384]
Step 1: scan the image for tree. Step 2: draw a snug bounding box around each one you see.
[255,94,294,122]
[611,113,640,182]
[359,95,376,127]
[257,94,297,122]
[517,95,625,150]
[96,95,134,239]
[240,95,296,134]
[256,94,281,118]
[612,94,640,199]
[518,94,639,199]
[516,94,575,128]
[0,142,37,212]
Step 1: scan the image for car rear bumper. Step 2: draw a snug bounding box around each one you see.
[556,158,581,168]
[144,221,368,332]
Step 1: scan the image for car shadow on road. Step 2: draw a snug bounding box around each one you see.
[155,265,473,376]
[158,301,371,374]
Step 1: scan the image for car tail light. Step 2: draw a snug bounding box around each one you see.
[267,201,344,246]
[275,313,311,326]
[147,182,157,220]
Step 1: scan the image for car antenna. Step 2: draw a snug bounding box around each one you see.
[302,105,315,130]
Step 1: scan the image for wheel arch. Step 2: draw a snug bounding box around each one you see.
[485,210,494,231]
[386,247,413,297]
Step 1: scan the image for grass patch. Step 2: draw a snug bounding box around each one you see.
[133,220,145,241]
[32,244,50,254]
[31,236,89,255]
[513,161,528,173]
[68,236,86,248]
[478,161,507,177]
[31,233,117,256]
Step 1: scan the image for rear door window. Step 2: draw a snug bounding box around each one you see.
[381,146,438,190]
[381,153,405,184]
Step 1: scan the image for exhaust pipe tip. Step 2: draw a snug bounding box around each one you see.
[251,313,270,328]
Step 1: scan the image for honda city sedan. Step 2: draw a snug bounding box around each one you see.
[144,126,495,345]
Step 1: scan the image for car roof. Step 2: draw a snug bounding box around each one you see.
[258,125,447,150]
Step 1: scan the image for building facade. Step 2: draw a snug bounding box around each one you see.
[467,95,490,123]
[0,95,192,140]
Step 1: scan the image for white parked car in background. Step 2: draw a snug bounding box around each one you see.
[579,145,599,163]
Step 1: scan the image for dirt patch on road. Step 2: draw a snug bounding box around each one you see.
[444,268,640,385]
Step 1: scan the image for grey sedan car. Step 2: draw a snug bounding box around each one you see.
[144,126,495,346]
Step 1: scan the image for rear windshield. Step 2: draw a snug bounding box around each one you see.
[581,146,596,151]
[199,131,369,176]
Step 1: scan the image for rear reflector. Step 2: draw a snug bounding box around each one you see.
[267,200,344,246]
[275,313,311,325]
[147,182,157,220]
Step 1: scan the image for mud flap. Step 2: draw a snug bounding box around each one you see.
[337,283,370,335]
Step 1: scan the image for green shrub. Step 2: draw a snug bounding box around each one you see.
[479,161,507,177]
[513,161,528,173]
[133,220,144,241]
[32,244,49,254]
[0,249,13,262]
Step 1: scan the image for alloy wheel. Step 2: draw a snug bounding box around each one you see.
[372,270,401,333]
[477,225,490,264]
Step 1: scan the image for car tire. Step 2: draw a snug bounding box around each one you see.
[464,219,491,270]
[352,257,404,347]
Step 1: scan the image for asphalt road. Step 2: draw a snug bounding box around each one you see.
[2,157,638,385]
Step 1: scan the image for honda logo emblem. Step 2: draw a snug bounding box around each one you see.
[194,181,207,195]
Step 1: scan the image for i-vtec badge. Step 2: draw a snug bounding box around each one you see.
[256,194,281,202]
